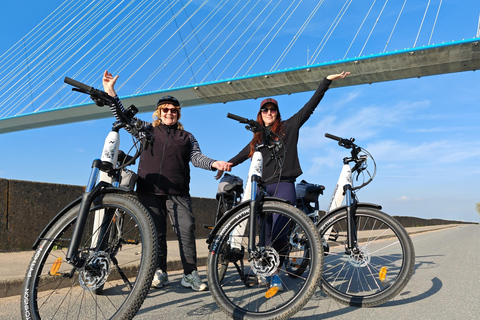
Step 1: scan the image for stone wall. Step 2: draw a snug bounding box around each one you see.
[0,178,475,252]
[0,178,217,252]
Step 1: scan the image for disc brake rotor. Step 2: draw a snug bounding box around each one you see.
[250,246,280,277]
[79,251,111,291]
[348,246,371,267]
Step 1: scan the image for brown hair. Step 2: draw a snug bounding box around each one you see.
[248,108,284,158]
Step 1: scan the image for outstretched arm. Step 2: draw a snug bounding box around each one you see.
[326,71,350,81]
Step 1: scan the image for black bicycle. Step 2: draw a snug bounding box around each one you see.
[21,78,157,320]
[206,113,322,320]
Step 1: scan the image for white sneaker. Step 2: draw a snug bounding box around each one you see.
[181,270,208,291]
[151,270,170,288]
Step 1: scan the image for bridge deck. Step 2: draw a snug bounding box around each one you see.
[1,38,479,134]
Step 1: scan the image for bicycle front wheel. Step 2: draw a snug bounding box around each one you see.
[21,193,157,320]
[207,201,323,320]
[317,207,415,307]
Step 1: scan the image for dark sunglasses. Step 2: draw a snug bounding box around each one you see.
[260,107,278,113]
[161,107,178,114]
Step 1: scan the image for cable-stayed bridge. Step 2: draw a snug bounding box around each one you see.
[1,0,479,134]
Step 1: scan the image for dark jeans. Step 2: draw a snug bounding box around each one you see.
[138,193,197,275]
[262,182,296,264]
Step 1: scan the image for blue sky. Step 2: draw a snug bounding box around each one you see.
[1,0,479,223]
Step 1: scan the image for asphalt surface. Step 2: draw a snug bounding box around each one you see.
[1,224,478,320]
[0,224,459,298]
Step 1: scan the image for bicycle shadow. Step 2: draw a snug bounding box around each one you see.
[135,284,221,317]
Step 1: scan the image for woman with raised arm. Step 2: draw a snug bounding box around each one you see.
[103,70,232,292]
[216,71,350,291]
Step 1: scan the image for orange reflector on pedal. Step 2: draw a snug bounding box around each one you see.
[265,286,279,298]
[49,257,62,276]
[379,267,387,281]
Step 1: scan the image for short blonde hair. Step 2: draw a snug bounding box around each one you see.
[152,104,184,130]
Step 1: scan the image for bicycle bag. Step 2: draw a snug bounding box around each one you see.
[120,168,139,191]
[295,180,324,203]
[217,173,243,198]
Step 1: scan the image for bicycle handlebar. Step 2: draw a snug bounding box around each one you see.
[64,77,114,106]
[227,112,269,134]
[227,113,249,124]
[325,133,356,149]
[65,76,153,170]
[325,132,376,190]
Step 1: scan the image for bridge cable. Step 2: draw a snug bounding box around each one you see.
[359,0,389,57]
[185,0,247,84]
[383,0,407,53]
[153,0,228,89]
[272,0,325,71]
[309,0,352,63]
[429,0,443,45]
[199,0,261,83]
[216,0,279,80]
[240,0,300,76]
[414,0,431,48]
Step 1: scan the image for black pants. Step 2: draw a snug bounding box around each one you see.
[139,193,197,275]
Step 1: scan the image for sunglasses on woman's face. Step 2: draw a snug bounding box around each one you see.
[260,107,277,114]
[162,108,178,114]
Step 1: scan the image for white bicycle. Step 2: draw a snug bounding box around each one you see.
[22,78,157,320]
[288,133,415,307]
[206,113,323,320]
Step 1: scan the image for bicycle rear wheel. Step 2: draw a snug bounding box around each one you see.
[21,193,157,320]
[207,201,322,320]
[317,207,415,307]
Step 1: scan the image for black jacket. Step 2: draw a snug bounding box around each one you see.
[109,97,215,196]
[228,77,333,184]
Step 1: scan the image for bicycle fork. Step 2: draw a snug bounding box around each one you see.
[344,184,359,253]
[66,130,120,266]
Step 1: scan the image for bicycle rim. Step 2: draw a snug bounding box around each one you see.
[21,193,157,320]
[318,207,415,307]
[207,201,322,320]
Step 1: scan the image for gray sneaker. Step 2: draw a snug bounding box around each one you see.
[181,270,208,291]
[151,270,170,288]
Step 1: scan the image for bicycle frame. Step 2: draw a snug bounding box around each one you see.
[322,159,359,250]
[66,126,122,265]
[229,147,266,255]
[317,134,378,253]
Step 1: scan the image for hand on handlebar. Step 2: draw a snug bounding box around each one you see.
[103,70,119,97]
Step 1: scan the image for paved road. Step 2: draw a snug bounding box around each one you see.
[2,224,479,319]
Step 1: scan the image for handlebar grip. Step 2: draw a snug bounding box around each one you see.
[325,133,342,141]
[64,77,94,93]
[227,113,249,124]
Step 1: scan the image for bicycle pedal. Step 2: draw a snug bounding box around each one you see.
[49,257,63,276]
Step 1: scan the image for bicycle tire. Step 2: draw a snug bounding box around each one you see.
[317,207,415,307]
[21,193,157,320]
[207,201,323,320]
